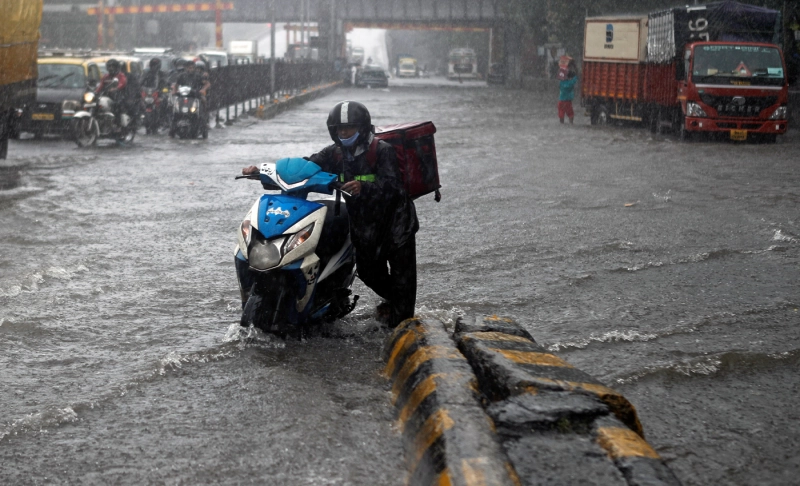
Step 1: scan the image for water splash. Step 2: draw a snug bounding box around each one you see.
[548,329,659,352]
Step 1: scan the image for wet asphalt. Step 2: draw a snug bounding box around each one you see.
[1,79,799,485]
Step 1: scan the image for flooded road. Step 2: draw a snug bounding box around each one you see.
[2,83,799,485]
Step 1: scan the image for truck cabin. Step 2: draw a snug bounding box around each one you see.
[687,43,786,87]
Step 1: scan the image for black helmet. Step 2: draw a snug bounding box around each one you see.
[149,57,162,70]
[174,58,187,71]
[106,58,121,74]
[326,101,372,145]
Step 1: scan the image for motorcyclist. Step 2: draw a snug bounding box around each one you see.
[141,58,169,130]
[173,60,210,100]
[241,101,419,327]
[142,58,167,90]
[174,60,211,122]
[95,59,127,125]
[167,58,187,88]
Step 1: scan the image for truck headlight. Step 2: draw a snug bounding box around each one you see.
[769,105,788,120]
[686,102,707,118]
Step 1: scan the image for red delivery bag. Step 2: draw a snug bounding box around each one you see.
[374,121,441,201]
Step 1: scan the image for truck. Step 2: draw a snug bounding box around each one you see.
[228,40,258,64]
[582,1,789,142]
[448,48,478,80]
[0,0,43,158]
[397,56,418,77]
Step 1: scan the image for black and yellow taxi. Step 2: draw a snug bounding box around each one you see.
[19,51,102,138]
[92,54,144,81]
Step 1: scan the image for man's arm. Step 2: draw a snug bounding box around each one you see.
[242,144,337,176]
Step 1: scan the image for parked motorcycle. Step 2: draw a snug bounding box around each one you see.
[141,85,170,134]
[170,85,207,139]
[234,158,358,335]
[71,79,136,147]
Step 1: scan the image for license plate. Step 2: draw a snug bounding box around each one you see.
[145,97,154,103]
[182,107,189,113]
[32,113,54,121]
[730,129,747,141]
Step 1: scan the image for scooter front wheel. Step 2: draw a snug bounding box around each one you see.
[240,286,291,335]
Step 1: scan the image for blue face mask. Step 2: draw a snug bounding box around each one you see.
[339,132,359,147]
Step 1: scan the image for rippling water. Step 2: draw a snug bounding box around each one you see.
[1,85,798,485]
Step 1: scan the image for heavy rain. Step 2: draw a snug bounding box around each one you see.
[1,1,799,485]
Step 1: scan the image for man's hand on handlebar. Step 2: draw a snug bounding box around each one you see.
[341,180,362,197]
[242,165,259,175]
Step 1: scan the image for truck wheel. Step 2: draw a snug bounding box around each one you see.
[592,105,610,125]
[655,108,670,135]
[678,116,692,142]
[648,108,658,134]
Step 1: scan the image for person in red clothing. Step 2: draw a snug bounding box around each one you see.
[96,59,127,123]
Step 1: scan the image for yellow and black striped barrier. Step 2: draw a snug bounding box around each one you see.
[383,315,681,485]
[384,317,520,486]
[454,315,681,486]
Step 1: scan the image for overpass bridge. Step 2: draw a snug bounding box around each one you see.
[41,0,526,85]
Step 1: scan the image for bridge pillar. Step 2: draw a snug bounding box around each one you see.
[504,21,523,88]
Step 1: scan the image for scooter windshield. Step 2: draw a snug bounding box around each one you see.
[260,158,337,196]
[275,157,322,184]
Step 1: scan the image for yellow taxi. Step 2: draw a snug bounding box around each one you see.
[20,51,102,138]
[91,53,144,81]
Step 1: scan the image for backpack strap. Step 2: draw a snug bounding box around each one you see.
[365,136,379,169]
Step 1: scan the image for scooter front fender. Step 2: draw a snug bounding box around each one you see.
[73,111,92,119]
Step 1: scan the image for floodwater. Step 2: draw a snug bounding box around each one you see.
[1,81,799,485]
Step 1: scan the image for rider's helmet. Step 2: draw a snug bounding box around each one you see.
[149,57,162,72]
[326,101,372,146]
[174,58,187,72]
[194,60,206,71]
[106,59,121,75]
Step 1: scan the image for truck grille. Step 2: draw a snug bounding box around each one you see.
[699,94,777,118]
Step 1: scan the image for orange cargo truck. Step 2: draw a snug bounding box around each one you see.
[582,1,789,142]
[0,0,43,158]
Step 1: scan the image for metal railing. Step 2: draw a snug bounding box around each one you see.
[206,59,337,124]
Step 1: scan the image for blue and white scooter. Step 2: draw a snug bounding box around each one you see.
[234,157,358,335]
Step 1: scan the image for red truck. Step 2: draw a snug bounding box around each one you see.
[582,1,789,142]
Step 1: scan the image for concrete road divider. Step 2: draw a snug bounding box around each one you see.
[383,315,681,485]
[454,315,681,486]
[384,317,520,485]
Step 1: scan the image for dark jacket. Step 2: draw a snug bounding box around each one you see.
[175,71,206,93]
[308,134,419,256]
[142,70,167,90]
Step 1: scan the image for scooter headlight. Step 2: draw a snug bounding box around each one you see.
[283,223,315,255]
[83,92,95,103]
[249,233,287,271]
[241,219,252,246]
[190,99,199,113]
